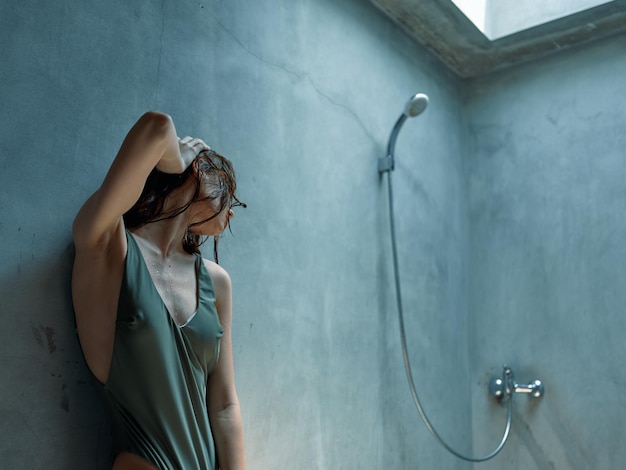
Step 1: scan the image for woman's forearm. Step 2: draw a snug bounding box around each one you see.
[210,403,246,470]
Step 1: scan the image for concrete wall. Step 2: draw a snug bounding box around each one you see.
[0,0,471,468]
[465,33,626,469]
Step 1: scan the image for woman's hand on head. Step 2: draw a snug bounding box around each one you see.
[178,136,210,169]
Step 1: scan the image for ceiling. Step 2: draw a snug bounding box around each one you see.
[369,0,626,78]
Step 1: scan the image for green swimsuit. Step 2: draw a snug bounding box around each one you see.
[95,230,224,469]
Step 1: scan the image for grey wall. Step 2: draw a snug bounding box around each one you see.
[466,34,626,469]
[0,0,471,468]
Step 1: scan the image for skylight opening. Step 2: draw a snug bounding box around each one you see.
[450,0,487,32]
[451,0,614,40]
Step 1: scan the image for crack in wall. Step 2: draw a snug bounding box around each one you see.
[200,4,377,145]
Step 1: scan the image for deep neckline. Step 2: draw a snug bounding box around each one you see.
[127,231,202,329]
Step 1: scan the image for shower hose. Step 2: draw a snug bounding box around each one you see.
[384,170,512,462]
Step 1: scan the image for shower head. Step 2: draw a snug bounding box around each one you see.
[379,92,430,173]
[404,93,429,117]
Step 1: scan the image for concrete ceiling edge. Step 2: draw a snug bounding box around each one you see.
[369,0,626,78]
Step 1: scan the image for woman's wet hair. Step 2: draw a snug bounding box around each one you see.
[123,149,245,262]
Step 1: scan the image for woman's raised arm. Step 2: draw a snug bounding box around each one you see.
[73,111,192,250]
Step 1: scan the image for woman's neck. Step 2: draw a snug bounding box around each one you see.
[131,180,197,257]
[131,217,190,258]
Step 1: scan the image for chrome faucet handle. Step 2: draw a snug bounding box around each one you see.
[488,366,544,399]
[514,379,545,398]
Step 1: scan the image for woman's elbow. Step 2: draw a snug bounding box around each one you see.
[139,111,173,134]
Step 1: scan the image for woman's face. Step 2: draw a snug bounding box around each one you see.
[188,180,234,236]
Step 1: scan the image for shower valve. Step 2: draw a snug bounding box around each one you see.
[488,366,544,399]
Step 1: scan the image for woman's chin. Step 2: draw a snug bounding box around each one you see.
[190,227,222,237]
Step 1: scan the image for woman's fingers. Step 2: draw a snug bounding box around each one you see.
[179,136,209,150]
[193,139,209,150]
[178,136,211,164]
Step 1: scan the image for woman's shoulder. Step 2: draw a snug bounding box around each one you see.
[202,259,233,317]
[202,258,232,292]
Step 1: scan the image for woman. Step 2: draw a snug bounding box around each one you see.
[71,111,246,469]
